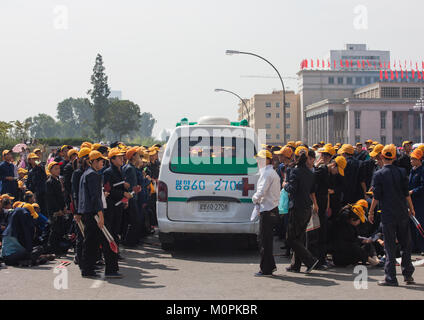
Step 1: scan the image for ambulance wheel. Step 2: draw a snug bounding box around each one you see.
[247,234,259,250]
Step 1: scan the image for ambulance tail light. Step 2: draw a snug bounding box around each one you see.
[158,181,168,202]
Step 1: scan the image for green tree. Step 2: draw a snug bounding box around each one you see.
[106,99,141,141]
[57,97,93,137]
[139,112,156,138]
[27,114,60,138]
[0,121,13,146]
[11,119,32,142]
[87,54,111,140]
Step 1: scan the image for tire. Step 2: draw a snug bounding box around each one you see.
[159,232,175,251]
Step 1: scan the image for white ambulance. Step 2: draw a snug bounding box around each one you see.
[157,116,260,249]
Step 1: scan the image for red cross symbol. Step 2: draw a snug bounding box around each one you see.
[236,177,255,196]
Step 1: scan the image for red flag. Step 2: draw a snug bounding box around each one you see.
[340,59,344,68]
[317,59,320,68]
[362,60,365,68]
[367,60,371,68]
[412,69,415,78]
[391,70,394,80]
[311,59,314,68]
[385,70,388,80]
[357,60,361,68]
[350,59,353,68]
[322,59,325,68]
[416,62,419,70]
[305,59,308,68]
[380,62,383,69]
[401,69,404,79]
[380,70,383,80]
[396,70,399,79]
[328,60,331,68]
[418,72,422,80]
[406,70,409,79]
[346,60,349,68]
[334,60,336,69]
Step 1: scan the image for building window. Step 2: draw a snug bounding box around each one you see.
[276,102,280,108]
[285,134,291,140]
[381,136,386,145]
[355,135,361,143]
[402,87,421,98]
[381,87,400,98]
[276,113,280,118]
[265,113,271,118]
[354,111,361,129]
[276,134,280,140]
[356,77,363,85]
[266,134,271,140]
[285,113,290,118]
[347,77,353,85]
[286,123,291,129]
[328,77,334,84]
[276,123,280,129]
[285,102,290,108]
[265,123,271,129]
[365,77,371,85]
[338,77,344,85]
[380,111,386,129]
[394,113,402,129]
[265,102,271,108]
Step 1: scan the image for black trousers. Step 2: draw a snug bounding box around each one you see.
[47,215,66,255]
[74,221,83,269]
[287,206,317,270]
[382,218,414,283]
[123,198,142,246]
[259,207,280,274]
[104,207,123,247]
[81,213,118,275]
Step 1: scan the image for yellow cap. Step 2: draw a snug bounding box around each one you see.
[89,151,108,161]
[78,147,91,159]
[356,199,369,209]
[47,161,60,175]
[274,146,293,158]
[286,141,296,148]
[60,145,71,151]
[295,141,303,147]
[1,194,15,201]
[402,141,413,147]
[80,142,93,150]
[28,153,39,160]
[22,203,39,219]
[365,139,373,144]
[352,205,366,223]
[108,148,125,159]
[294,146,308,156]
[255,150,273,159]
[411,148,423,160]
[13,201,24,209]
[33,148,42,153]
[68,149,78,158]
[318,145,336,156]
[338,144,354,155]
[417,145,424,153]
[370,144,384,157]
[2,150,12,158]
[126,147,139,160]
[18,168,28,175]
[334,156,347,176]
[92,143,102,151]
[381,144,397,160]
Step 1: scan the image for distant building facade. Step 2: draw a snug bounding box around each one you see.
[238,90,300,145]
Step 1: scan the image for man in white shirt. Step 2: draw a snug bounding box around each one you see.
[252,150,281,277]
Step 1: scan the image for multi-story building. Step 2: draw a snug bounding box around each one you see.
[299,44,424,143]
[238,90,300,145]
[304,82,424,145]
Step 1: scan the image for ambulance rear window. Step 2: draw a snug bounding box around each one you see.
[169,137,258,175]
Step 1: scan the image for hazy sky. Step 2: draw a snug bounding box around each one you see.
[1,0,423,138]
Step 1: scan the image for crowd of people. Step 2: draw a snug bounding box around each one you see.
[254,140,423,286]
[1,137,423,286]
[0,142,161,279]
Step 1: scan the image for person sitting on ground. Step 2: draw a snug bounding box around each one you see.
[331,204,380,267]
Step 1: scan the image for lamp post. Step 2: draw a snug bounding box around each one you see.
[413,97,424,143]
[226,50,286,144]
[214,88,250,126]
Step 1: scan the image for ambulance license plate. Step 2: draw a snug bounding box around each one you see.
[198,202,228,212]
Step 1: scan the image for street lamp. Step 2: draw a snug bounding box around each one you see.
[214,88,250,126]
[413,97,424,143]
[226,50,286,144]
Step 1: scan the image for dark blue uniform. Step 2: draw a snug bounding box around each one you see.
[78,167,118,276]
[372,164,414,284]
[409,165,424,253]
[122,163,141,246]
[0,161,18,198]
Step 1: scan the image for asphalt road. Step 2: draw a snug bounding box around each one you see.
[1,232,424,300]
